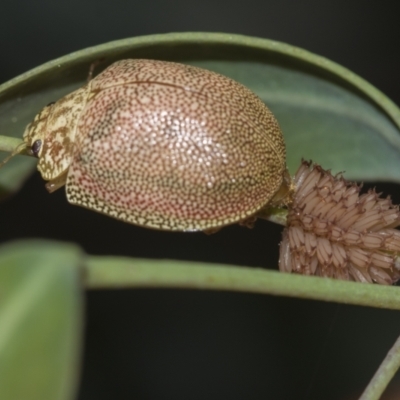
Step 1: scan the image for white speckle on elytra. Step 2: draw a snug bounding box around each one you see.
[139,96,151,104]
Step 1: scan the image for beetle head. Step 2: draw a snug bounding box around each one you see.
[23,86,88,181]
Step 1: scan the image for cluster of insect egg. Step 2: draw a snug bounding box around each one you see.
[279,161,400,284]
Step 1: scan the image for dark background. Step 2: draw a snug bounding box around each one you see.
[1,1,400,399]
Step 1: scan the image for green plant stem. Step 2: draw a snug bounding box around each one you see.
[0,136,25,154]
[359,334,400,400]
[84,257,400,310]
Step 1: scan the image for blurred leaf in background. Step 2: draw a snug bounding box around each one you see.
[0,240,83,400]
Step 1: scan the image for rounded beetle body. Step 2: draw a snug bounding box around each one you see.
[23,59,287,231]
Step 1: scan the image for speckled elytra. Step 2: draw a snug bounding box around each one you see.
[23,59,290,231]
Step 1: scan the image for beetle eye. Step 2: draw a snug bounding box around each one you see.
[31,140,42,157]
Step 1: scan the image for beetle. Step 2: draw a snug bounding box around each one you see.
[8,59,400,284]
[22,59,291,231]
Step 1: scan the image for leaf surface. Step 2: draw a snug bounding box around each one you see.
[0,240,83,400]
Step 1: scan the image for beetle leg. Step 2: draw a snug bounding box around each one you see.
[87,58,105,82]
[238,215,257,229]
[45,170,68,193]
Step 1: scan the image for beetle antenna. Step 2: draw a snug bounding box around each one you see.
[0,142,28,169]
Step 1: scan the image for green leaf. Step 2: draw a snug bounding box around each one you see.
[0,240,83,400]
[1,32,400,198]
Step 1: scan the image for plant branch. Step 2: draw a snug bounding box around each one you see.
[359,334,400,400]
[84,257,400,310]
[0,136,25,154]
